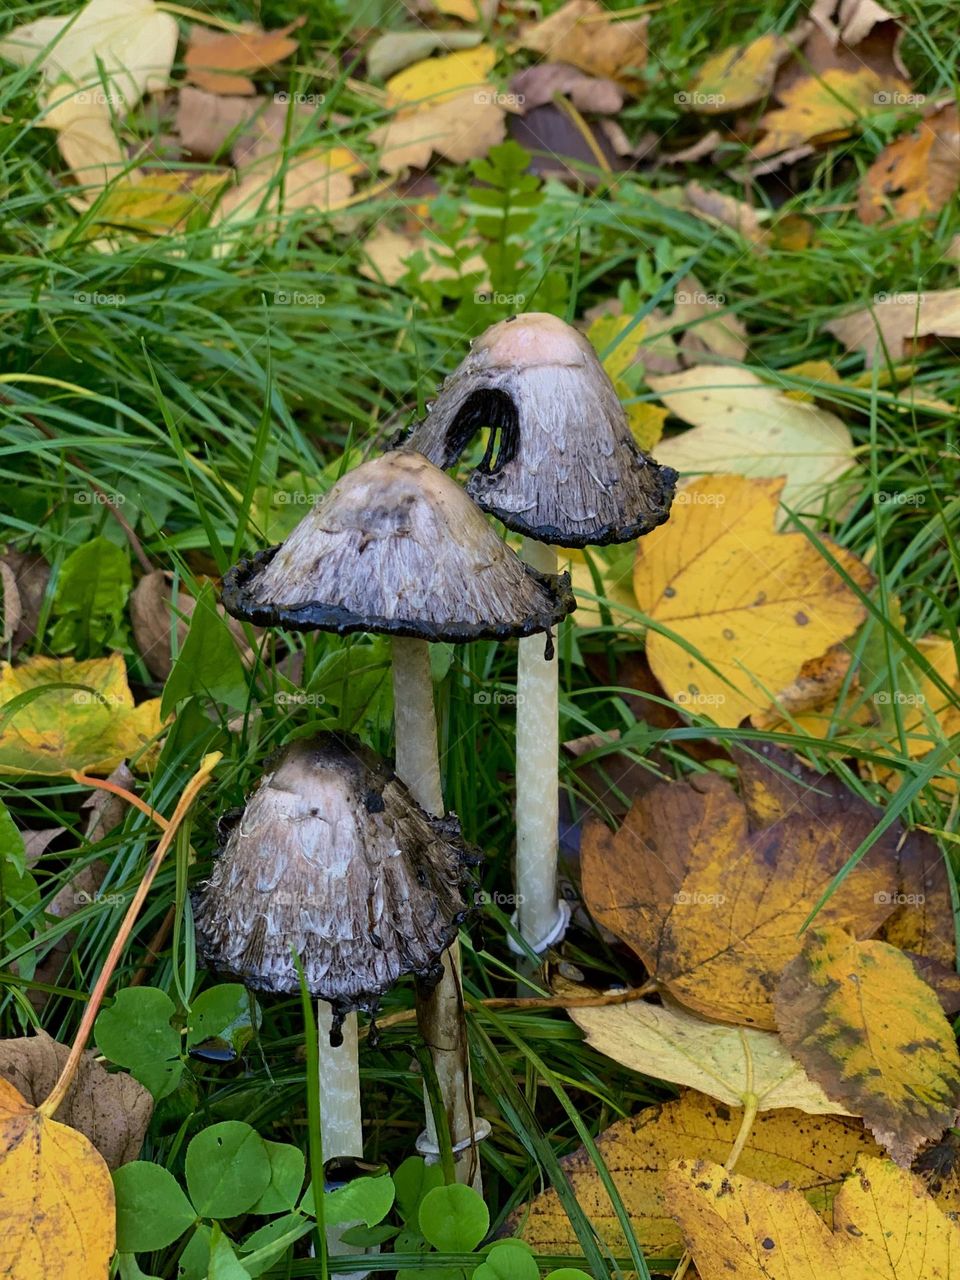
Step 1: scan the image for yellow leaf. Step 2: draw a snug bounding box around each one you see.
[0,653,164,776]
[859,104,960,225]
[687,32,795,113]
[518,0,649,88]
[584,314,667,450]
[370,89,506,174]
[668,1155,960,1279]
[385,45,497,108]
[0,0,178,114]
[562,982,848,1115]
[753,67,912,161]
[40,89,125,197]
[581,770,899,1029]
[432,0,497,23]
[508,1090,880,1260]
[0,1076,115,1278]
[650,366,859,519]
[89,171,228,235]
[632,474,870,727]
[782,358,842,400]
[775,927,960,1165]
[359,226,487,287]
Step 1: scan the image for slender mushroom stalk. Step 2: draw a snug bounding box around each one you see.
[220,450,575,1182]
[402,313,677,956]
[316,1007,362,1163]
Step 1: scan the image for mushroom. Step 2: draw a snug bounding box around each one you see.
[221,449,575,1181]
[193,733,477,1164]
[401,313,677,954]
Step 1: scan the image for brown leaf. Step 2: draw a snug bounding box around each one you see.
[825,289,960,366]
[175,85,266,159]
[775,927,960,1164]
[131,570,252,680]
[185,20,304,96]
[581,767,901,1029]
[859,104,960,225]
[683,181,766,245]
[0,1031,152,1169]
[372,90,506,173]
[518,0,649,89]
[511,62,624,115]
[508,105,624,183]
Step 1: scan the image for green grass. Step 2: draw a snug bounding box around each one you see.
[1,0,960,1275]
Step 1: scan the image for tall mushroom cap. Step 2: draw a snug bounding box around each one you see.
[401,312,677,547]
[221,450,575,640]
[193,734,478,1032]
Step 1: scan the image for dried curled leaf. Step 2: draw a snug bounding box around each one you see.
[0,1031,152,1169]
[775,927,960,1165]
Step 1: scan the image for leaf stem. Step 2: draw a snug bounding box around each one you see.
[70,771,169,831]
[39,753,221,1119]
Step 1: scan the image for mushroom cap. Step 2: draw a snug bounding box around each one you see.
[192,734,478,1025]
[221,450,575,640]
[400,313,677,547]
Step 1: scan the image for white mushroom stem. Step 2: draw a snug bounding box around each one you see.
[316,1006,364,1268]
[391,635,483,1188]
[515,539,566,954]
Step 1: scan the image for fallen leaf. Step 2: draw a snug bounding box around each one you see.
[509,1091,880,1259]
[0,0,178,115]
[0,551,49,655]
[809,0,909,78]
[581,769,899,1029]
[632,474,870,727]
[776,926,960,1164]
[825,288,960,367]
[682,181,767,244]
[685,31,798,113]
[213,145,360,237]
[0,653,164,776]
[385,45,497,108]
[585,313,668,449]
[563,985,849,1115]
[372,89,506,173]
[0,1075,115,1275]
[669,1154,960,1279]
[87,170,228,235]
[650,366,858,518]
[432,0,497,20]
[511,62,624,115]
[508,104,624,184]
[859,105,960,224]
[671,274,748,364]
[518,0,649,89]
[359,226,487,287]
[0,1031,152,1169]
[366,30,483,82]
[130,570,250,681]
[752,67,911,166]
[40,89,126,196]
[185,19,304,96]
[175,87,266,160]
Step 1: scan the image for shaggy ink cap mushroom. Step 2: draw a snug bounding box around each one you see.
[193,733,479,1041]
[401,312,678,548]
[221,449,575,642]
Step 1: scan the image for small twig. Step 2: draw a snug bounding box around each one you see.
[39,753,221,1119]
[362,981,656,1038]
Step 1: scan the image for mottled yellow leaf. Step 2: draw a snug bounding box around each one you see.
[508,1091,880,1260]
[0,1076,115,1278]
[90,171,228,234]
[859,105,960,225]
[669,1155,960,1279]
[632,474,870,727]
[775,927,960,1165]
[687,33,795,113]
[0,653,164,776]
[581,770,900,1029]
[563,985,849,1115]
[754,67,912,161]
[518,0,648,88]
[385,45,497,108]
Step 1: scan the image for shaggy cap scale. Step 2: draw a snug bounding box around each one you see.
[193,734,478,1035]
[401,312,677,547]
[221,450,575,641]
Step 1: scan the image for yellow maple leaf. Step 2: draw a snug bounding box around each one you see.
[753,67,912,161]
[669,1154,960,1279]
[686,32,794,113]
[0,1076,115,1278]
[632,474,870,727]
[385,45,497,108]
[0,653,164,776]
